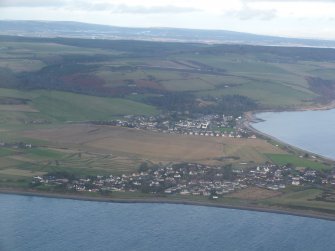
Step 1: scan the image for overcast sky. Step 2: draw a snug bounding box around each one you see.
[1,0,335,39]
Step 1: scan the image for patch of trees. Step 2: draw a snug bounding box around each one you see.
[0,35,203,58]
[196,95,258,116]
[51,38,201,57]
[15,64,114,96]
[0,97,30,105]
[60,54,113,64]
[307,77,335,102]
[2,35,335,61]
[200,44,335,62]
[44,171,76,181]
[0,67,20,88]
[186,60,226,74]
[146,93,258,116]
[145,92,196,112]
[7,63,164,98]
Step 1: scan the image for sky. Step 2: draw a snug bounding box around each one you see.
[0,0,335,40]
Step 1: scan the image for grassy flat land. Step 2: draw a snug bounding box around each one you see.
[226,187,281,200]
[20,125,284,164]
[265,153,330,170]
[261,188,335,214]
[0,143,142,185]
[0,88,158,125]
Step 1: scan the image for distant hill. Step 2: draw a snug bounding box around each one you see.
[1,20,335,48]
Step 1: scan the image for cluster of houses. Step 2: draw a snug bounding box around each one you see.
[24,119,50,125]
[0,141,32,149]
[91,114,256,139]
[32,162,335,198]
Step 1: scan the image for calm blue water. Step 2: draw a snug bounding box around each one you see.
[252,109,335,160]
[1,194,335,251]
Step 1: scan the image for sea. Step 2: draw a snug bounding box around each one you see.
[2,109,335,251]
[1,194,335,251]
[252,108,335,160]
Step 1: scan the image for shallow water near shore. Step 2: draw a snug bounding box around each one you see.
[1,194,335,251]
[252,108,335,160]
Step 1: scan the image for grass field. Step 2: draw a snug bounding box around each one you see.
[32,90,158,121]
[0,143,142,184]
[227,187,281,200]
[0,59,45,72]
[261,188,335,214]
[19,124,285,165]
[0,88,158,125]
[265,153,330,170]
[1,37,335,112]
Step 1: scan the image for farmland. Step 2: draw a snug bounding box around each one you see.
[260,188,335,215]
[19,124,284,164]
[0,36,334,176]
[0,124,288,190]
[265,154,330,171]
[0,35,335,216]
[1,36,335,111]
[0,88,158,126]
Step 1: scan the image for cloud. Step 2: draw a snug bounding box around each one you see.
[0,0,67,7]
[0,0,200,14]
[227,5,277,20]
[242,0,335,2]
[242,0,335,3]
[115,5,199,14]
[79,3,200,14]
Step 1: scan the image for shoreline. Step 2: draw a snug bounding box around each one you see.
[245,118,335,162]
[249,100,335,114]
[1,188,335,222]
[2,102,335,223]
[243,106,335,162]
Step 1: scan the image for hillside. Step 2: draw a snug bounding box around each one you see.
[0,35,335,124]
[1,20,335,47]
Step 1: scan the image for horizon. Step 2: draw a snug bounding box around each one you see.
[1,19,334,43]
[1,0,335,40]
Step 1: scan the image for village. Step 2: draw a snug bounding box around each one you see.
[32,161,335,199]
[90,113,257,139]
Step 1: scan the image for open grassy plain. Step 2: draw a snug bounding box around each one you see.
[265,153,330,170]
[0,88,158,126]
[0,142,142,187]
[260,188,335,215]
[20,124,284,165]
[0,123,287,188]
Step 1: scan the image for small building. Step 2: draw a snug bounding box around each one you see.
[292,177,300,186]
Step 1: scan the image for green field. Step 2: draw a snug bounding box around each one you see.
[1,37,335,111]
[265,153,330,170]
[0,88,158,125]
[32,91,158,121]
[261,188,335,214]
[0,145,141,184]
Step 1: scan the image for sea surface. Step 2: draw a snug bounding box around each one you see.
[1,194,335,251]
[252,108,335,159]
